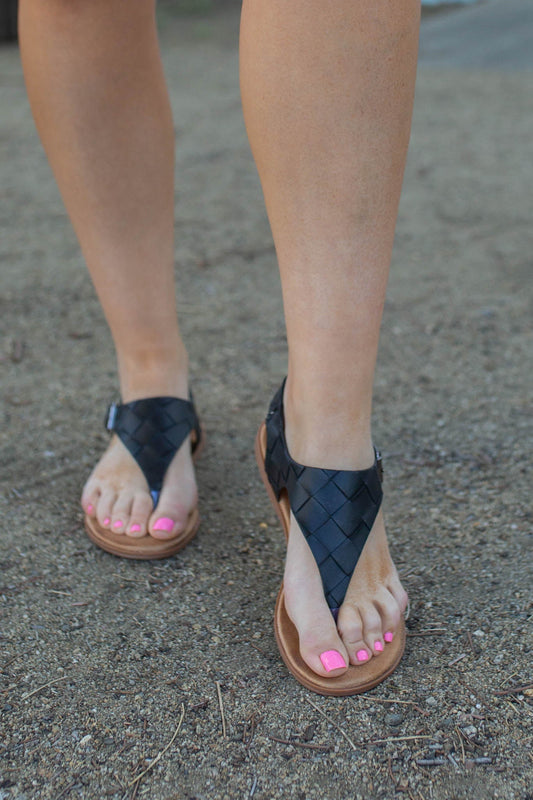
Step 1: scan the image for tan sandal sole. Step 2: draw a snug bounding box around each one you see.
[255,421,405,696]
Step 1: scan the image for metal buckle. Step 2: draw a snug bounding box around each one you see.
[375,448,384,481]
[106,403,118,432]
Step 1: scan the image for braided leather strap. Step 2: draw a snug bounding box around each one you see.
[264,381,383,616]
[106,396,201,506]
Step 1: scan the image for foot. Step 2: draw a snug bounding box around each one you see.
[282,401,408,680]
[81,388,197,541]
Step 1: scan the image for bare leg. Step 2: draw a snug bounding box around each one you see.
[19,0,196,540]
[241,1,419,677]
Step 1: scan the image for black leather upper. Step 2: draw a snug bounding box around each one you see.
[106,396,201,506]
[264,381,383,616]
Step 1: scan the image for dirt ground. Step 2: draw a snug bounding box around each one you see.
[1,4,532,799]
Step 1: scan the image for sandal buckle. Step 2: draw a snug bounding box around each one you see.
[106,403,118,431]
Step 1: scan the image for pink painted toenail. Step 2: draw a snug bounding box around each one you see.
[129,524,141,533]
[375,641,384,652]
[320,650,347,672]
[103,518,111,526]
[153,517,174,532]
[384,632,394,643]
[113,520,123,529]
[356,649,369,662]
[87,504,94,514]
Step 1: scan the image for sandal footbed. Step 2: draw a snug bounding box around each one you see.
[255,422,405,696]
[84,430,205,560]
[84,508,200,560]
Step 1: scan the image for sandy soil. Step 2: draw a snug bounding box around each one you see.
[1,4,532,799]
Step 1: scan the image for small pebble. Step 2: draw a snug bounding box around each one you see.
[385,713,404,727]
[425,696,437,706]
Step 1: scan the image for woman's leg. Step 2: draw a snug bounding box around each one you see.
[240,1,419,676]
[19,0,196,540]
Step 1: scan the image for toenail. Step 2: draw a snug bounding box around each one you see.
[384,632,394,643]
[113,520,123,529]
[356,649,369,662]
[320,650,347,672]
[374,641,383,652]
[129,523,141,533]
[103,517,111,526]
[87,504,93,514]
[153,517,174,532]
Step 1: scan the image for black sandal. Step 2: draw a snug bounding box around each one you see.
[85,395,203,559]
[255,379,405,695]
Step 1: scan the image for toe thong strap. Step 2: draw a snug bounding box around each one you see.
[106,396,201,507]
[264,381,383,617]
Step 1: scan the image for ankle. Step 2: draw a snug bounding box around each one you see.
[117,346,189,402]
[283,377,374,470]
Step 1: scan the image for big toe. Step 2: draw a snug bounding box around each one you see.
[284,514,349,678]
[148,456,198,540]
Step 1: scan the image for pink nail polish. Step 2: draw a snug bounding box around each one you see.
[87,504,94,514]
[384,632,394,643]
[129,523,141,533]
[103,517,111,526]
[113,520,123,529]
[320,650,347,672]
[153,517,174,533]
[356,649,369,662]
[375,641,384,652]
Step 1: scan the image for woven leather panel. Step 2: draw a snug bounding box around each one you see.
[106,396,201,501]
[264,381,383,612]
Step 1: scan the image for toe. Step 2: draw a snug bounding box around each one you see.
[110,493,133,535]
[81,474,101,518]
[82,487,99,518]
[149,502,191,540]
[297,622,349,677]
[148,446,197,540]
[127,492,152,537]
[360,602,386,658]
[388,580,409,618]
[96,489,116,530]
[375,587,403,645]
[284,513,349,678]
[337,604,374,665]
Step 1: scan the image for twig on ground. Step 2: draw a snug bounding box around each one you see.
[189,699,209,711]
[354,696,419,707]
[416,758,446,767]
[216,681,227,738]
[505,700,519,715]
[249,776,258,798]
[269,735,331,751]
[447,653,468,667]
[494,683,533,696]
[455,727,466,763]
[55,781,76,800]
[128,704,185,788]
[2,650,30,672]
[21,676,69,700]
[306,697,358,751]
[353,695,430,716]
[367,735,437,745]
[447,753,460,772]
